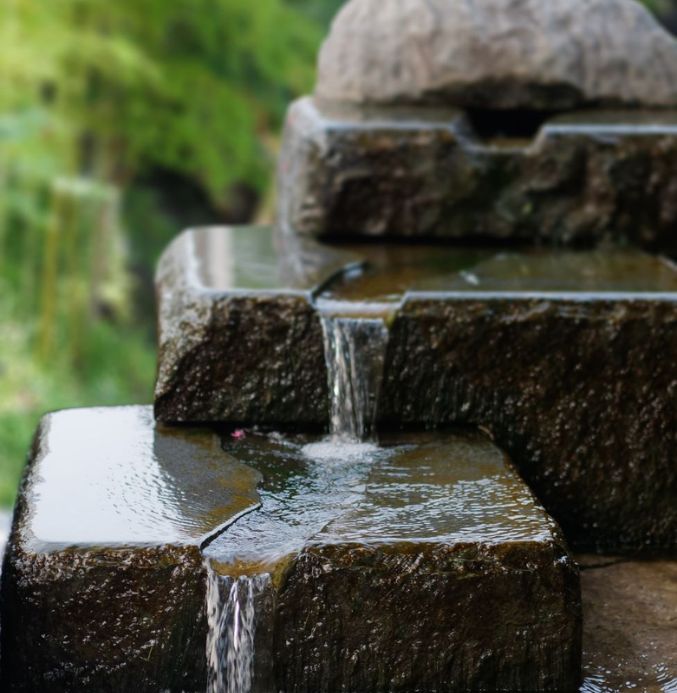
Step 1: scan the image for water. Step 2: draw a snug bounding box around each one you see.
[319,313,389,441]
[21,406,261,551]
[205,433,386,572]
[203,299,392,691]
[205,430,552,567]
[203,430,558,691]
[206,567,270,693]
[320,244,677,302]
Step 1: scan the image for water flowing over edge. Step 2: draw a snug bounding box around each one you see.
[205,564,270,693]
[319,314,389,442]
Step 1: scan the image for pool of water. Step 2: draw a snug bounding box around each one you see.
[204,429,553,577]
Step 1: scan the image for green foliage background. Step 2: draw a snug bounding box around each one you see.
[0,0,673,508]
[0,0,336,507]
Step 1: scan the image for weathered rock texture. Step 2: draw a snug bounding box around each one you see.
[2,544,208,692]
[381,296,677,552]
[0,406,262,692]
[276,542,580,692]
[154,228,329,425]
[316,0,677,110]
[278,98,677,249]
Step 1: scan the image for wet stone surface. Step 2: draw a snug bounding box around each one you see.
[154,225,677,552]
[278,98,677,250]
[153,226,359,426]
[578,556,677,692]
[0,406,261,692]
[206,430,581,692]
[382,293,677,552]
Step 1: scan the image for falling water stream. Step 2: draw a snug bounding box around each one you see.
[206,571,270,693]
[319,313,389,442]
[204,284,391,693]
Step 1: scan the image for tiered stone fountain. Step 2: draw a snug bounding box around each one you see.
[2,0,677,691]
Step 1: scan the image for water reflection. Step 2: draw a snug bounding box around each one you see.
[27,406,260,550]
[324,246,677,303]
[205,430,553,574]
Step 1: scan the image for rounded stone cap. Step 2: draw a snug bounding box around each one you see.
[316,0,677,110]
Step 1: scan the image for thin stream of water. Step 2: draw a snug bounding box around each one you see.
[319,313,389,442]
[206,567,270,693]
[205,306,391,692]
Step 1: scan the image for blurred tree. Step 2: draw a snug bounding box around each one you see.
[0,0,325,507]
[0,0,323,339]
[1,0,319,206]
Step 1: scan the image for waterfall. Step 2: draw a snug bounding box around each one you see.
[206,567,270,693]
[319,314,389,442]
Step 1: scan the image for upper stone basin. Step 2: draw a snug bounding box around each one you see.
[158,224,677,304]
[155,225,677,553]
[278,98,677,247]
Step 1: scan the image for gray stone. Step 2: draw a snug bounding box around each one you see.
[316,0,677,110]
[0,406,262,692]
[277,98,677,249]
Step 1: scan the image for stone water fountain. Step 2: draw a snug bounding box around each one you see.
[2,0,677,691]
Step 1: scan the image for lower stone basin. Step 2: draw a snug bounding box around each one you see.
[204,430,580,692]
[0,406,261,692]
[0,407,580,691]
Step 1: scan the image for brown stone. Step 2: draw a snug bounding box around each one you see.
[277,98,677,249]
[0,406,262,691]
[153,227,344,425]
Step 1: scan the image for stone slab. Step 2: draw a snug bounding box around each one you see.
[0,406,261,692]
[205,430,581,692]
[154,225,363,425]
[277,97,677,250]
[154,226,677,552]
[578,556,677,691]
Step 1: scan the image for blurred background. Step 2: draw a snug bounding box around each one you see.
[0,0,675,509]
